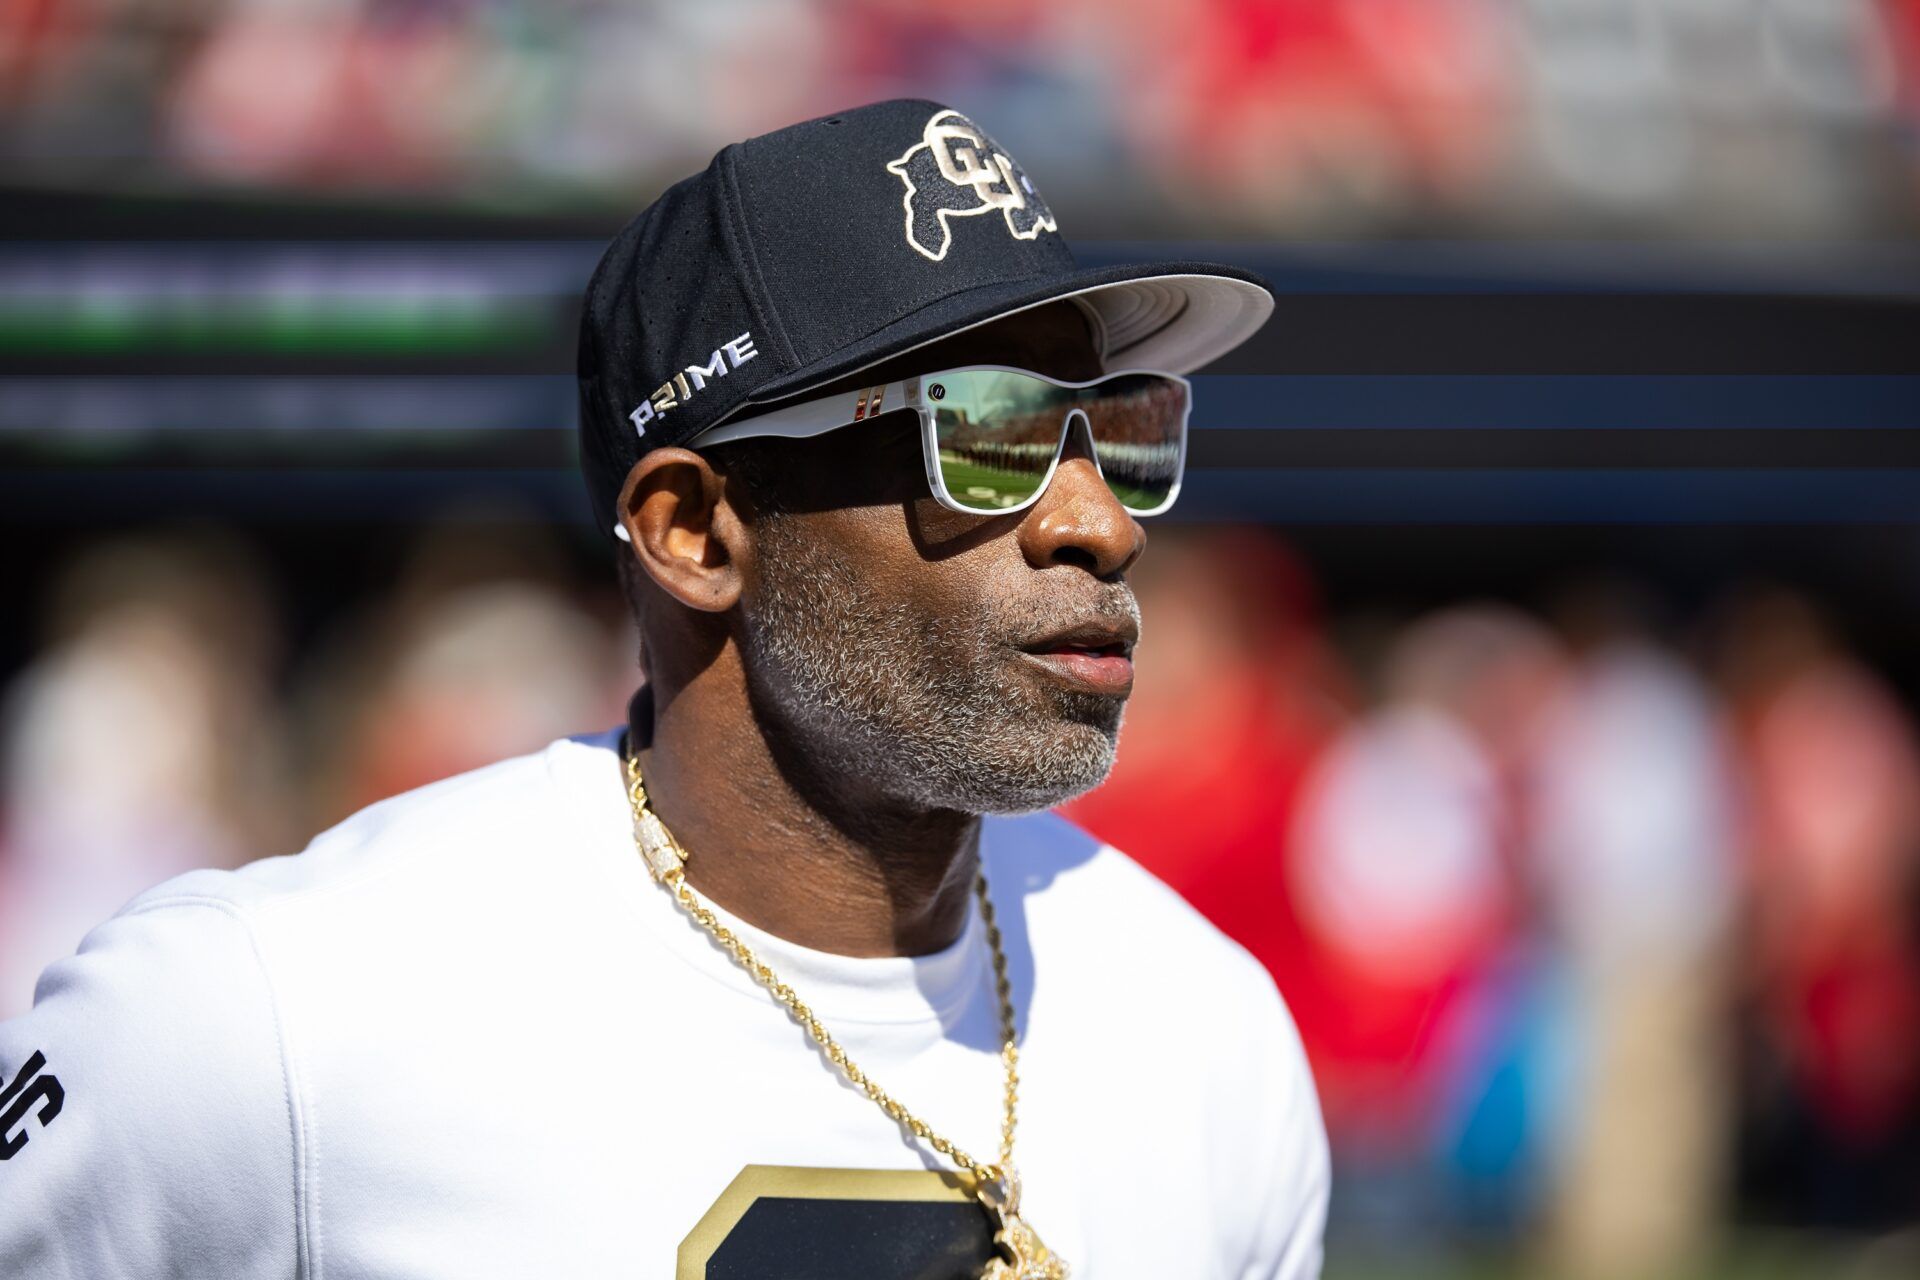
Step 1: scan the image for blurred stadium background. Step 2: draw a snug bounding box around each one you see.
[3,1,1920,1275]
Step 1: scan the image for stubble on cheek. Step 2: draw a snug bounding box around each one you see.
[742,517,1128,814]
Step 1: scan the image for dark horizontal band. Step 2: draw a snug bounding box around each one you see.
[5,465,1920,526]
[10,426,1911,472]
[1187,428,1920,470]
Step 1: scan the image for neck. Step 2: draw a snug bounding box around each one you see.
[626,672,982,959]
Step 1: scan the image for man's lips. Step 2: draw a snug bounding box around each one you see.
[1016,621,1137,696]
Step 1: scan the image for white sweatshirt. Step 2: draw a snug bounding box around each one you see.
[0,729,1327,1278]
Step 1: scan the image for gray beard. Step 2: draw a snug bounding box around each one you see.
[742,520,1135,815]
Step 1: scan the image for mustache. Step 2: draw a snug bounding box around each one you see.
[999,584,1142,649]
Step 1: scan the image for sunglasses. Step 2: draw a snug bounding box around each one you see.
[688,365,1192,518]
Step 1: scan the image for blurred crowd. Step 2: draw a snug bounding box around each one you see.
[3,0,1918,234]
[1064,530,1920,1271]
[1,521,1916,1272]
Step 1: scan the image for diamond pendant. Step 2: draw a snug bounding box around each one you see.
[983,1209,1069,1280]
[979,1167,1069,1280]
[632,809,684,879]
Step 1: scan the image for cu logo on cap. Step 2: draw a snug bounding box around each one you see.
[886,111,1059,263]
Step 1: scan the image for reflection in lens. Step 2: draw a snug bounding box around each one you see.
[929,370,1187,514]
[931,370,1059,512]
[1082,374,1185,512]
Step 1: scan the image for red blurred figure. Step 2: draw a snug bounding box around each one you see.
[1746,658,1920,1140]
[1124,0,1512,227]
[1718,589,1920,1226]
[1286,606,1562,1141]
[1061,526,1348,1014]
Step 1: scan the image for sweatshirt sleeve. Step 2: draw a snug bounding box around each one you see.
[1224,955,1331,1280]
[0,890,300,1278]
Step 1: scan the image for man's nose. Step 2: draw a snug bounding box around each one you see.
[1015,414,1146,578]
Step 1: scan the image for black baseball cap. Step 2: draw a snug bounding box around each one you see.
[577,98,1273,537]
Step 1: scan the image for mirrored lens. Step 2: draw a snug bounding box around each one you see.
[925,370,1187,514]
[925,369,1063,512]
[1075,372,1187,513]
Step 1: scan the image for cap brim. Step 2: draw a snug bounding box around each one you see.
[744,261,1273,406]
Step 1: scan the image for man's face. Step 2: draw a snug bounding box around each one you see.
[724,302,1146,815]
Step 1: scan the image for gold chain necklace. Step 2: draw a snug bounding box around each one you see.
[622,752,1068,1280]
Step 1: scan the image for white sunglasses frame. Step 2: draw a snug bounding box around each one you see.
[685,364,1192,520]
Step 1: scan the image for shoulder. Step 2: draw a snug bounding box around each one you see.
[6,733,610,1137]
[982,810,1311,1086]
[983,809,1276,1003]
[0,887,301,1272]
[95,733,617,1045]
[94,732,618,947]
[986,811,1329,1275]
[218,737,596,910]
[0,735,616,1271]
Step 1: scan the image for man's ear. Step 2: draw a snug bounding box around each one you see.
[616,448,744,613]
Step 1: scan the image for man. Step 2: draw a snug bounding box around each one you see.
[0,100,1326,1278]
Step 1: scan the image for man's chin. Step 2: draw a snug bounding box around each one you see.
[951,720,1121,816]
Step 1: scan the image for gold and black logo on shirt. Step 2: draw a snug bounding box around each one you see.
[679,1166,996,1279]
